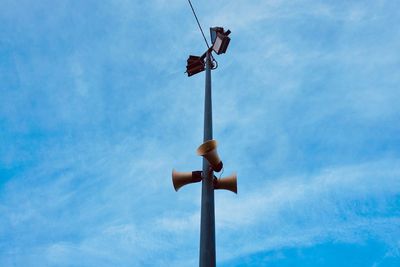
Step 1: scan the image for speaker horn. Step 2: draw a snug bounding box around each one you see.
[196,140,223,172]
[214,173,237,194]
[172,169,202,192]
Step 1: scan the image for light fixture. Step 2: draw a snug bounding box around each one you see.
[210,27,231,55]
[210,27,224,44]
[186,55,205,77]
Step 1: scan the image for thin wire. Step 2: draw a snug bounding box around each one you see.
[187,0,210,49]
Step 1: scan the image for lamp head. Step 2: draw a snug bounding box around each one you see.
[210,27,231,55]
[210,27,224,44]
[186,55,205,77]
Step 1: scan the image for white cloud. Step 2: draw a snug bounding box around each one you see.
[153,159,400,263]
[1,0,399,266]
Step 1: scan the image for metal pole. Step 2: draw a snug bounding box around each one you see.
[199,51,216,267]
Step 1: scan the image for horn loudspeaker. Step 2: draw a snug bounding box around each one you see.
[197,140,223,172]
[214,173,237,194]
[172,169,202,191]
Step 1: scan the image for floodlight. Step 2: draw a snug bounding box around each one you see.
[210,27,224,44]
[186,55,205,77]
[210,27,231,55]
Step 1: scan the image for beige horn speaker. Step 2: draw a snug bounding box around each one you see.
[214,172,237,194]
[172,169,202,192]
[196,140,223,172]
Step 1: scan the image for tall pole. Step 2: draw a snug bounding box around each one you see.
[199,51,216,267]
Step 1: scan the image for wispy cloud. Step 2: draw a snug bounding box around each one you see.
[156,159,400,263]
[1,0,399,266]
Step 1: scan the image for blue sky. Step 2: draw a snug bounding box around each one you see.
[1,0,400,266]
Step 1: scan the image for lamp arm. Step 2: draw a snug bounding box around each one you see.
[200,47,214,61]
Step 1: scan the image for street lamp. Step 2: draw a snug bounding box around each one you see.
[175,25,236,267]
[185,27,231,77]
